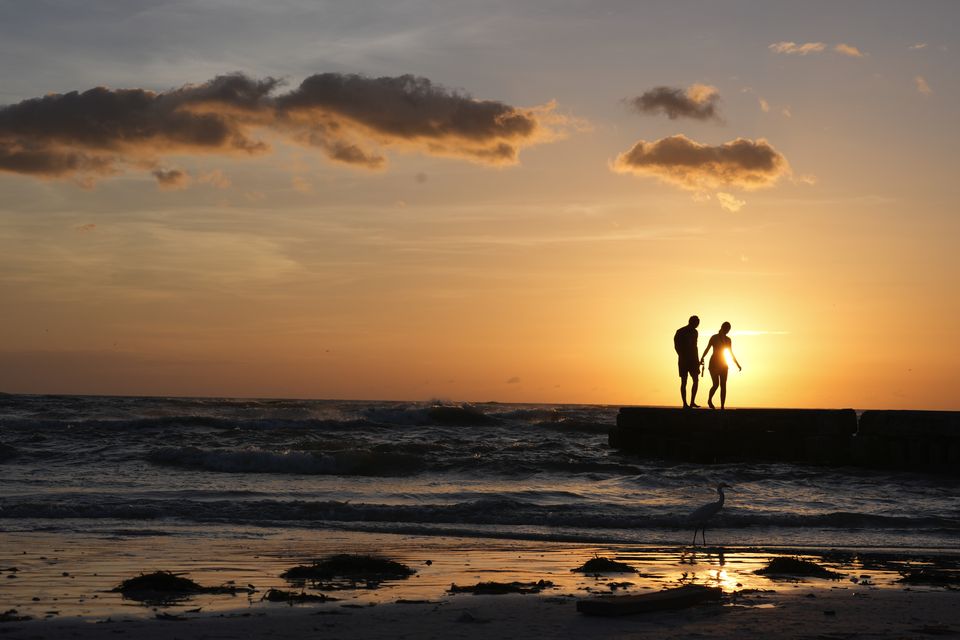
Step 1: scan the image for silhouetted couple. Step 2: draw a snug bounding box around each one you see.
[674,315,742,409]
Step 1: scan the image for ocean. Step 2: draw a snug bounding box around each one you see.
[1,394,958,551]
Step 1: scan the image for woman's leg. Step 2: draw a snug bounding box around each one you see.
[708,371,719,408]
[719,369,728,409]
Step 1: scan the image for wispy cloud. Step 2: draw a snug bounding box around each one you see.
[769,41,826,55]
[732,330,790,336]
[769,41,867,57]
[914,75,933,96]
[909,43,928,50]
[833,43,865,58]
[717,192,746,212]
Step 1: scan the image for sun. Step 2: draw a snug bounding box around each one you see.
[724,348,735,370]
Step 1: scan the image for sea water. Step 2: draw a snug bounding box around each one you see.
[1,394,958,551]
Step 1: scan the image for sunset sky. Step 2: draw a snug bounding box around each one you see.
[1,0,957,409]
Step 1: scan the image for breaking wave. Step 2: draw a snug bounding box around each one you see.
[1,497,957,533]
[147,446,424,476]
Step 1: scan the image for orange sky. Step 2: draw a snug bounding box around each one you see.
[1,2,957,409]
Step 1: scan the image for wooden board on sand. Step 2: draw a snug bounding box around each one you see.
[576,584,722,616]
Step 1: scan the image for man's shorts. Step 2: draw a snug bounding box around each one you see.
[678,360,699,377]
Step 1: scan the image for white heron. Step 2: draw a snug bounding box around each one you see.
[687,482,731,546]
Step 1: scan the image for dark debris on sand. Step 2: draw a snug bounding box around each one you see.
[448,580,554,595]
[282,554,415,590]
[754,558,844,580]
[898,568,960,587]
[262,588,338,604]
[113,571,254,604]
[1,609,32,623]
[571,557,638,574]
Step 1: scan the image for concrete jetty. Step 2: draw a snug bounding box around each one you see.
[610,407,959,473]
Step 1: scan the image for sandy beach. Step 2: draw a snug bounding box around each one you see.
[1,528,957,639]
[3,576,958,639]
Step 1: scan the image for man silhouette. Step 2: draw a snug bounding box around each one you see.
[674,315,701,408]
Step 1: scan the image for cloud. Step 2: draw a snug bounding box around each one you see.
[909,43,928,50]
[834,43,865,57]
[505,376,521,384]
[0,72,565,186]
[731,330,789,336]
[627,84,721,121]
[152,168,191,190]
[291,176,314,193]
[197,169,231,189]
[769,41,866,57]
[758,98,770,112]
[717,192,746,212]
[612,134,790,191]
[915,75,933,96]
[769,41,826,55]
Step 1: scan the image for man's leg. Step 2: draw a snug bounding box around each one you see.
[679,372,689,407]
[690,372,700,407]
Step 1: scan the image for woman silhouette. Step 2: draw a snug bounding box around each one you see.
[700,321,742,409]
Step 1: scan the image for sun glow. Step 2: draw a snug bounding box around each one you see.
[724,348,735,369]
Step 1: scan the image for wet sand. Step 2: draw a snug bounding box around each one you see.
[4,589,959,640]
[1,529,957,638]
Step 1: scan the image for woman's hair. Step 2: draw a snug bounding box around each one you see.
[720,321,731,333]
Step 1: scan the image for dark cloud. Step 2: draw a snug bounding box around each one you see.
[612,134,789,190]
[0,73,563,185]
[276,73,550,167]
[628,84,721,121]
[152,168,191,189]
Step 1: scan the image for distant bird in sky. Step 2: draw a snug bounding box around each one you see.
[687,482,731,546]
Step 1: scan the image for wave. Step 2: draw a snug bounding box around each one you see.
[147,446,424,476]
[359,403,501,426]
[0,403,529,433]
[0,442,18,462]
[492,408,563,422]
[0,415,382,433]
[2,497,956,533]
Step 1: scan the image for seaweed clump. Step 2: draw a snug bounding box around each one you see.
[898,568,960,587]
[448,580,554,595]
[113,571,252,604]
[262,588,337,604]
[754,557,844,580]
[571,557,637,574]
[282,554,415,590]
[1,609,31,623]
